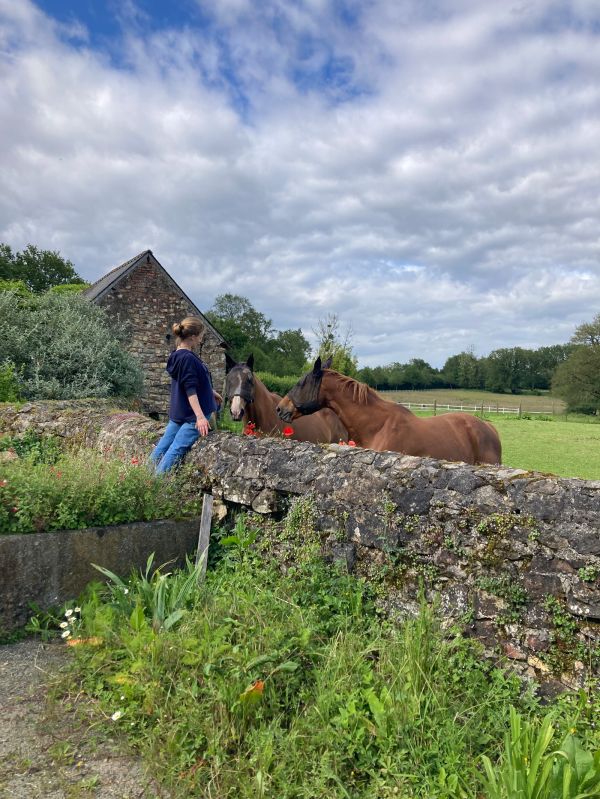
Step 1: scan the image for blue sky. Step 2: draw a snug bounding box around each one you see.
[1,0,600,367]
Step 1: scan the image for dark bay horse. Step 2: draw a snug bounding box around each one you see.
[276,357,502,465]
[225,354,348,445]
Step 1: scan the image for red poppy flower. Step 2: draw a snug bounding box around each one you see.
[283,426,294,437]
[243,424,256,436]
[348,440,356,447]
[0,479,7,487]
[131,457,140,465]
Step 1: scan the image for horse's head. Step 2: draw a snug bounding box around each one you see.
[276,356,332,422]
[225,353,255,421]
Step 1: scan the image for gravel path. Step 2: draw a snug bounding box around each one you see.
[0,639,157,799]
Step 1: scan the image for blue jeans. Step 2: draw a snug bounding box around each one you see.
[149,420,199,474]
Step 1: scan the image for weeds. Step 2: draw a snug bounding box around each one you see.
[47,515,600,798]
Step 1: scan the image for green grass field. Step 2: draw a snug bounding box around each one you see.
[377,389,600,479]
[379,388,566,414]
[491,417,600,480]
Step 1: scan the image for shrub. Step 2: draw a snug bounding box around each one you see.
[256,371,299,395]
[0,290,143,400]
[0,359,22,402]
[0,450,201,534]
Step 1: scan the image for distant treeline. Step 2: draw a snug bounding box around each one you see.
[356,345,574,395]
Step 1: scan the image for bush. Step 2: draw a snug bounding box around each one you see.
[0,360,22,402]
[0,290,143,400]
[255,371,299,395]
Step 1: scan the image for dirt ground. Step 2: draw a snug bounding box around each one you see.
[0,639,160,799]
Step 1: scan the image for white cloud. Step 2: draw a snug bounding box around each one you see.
[0,0,599,367]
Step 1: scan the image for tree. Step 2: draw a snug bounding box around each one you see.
[205,293,273,365]
[552,314,600,413]
[0,243,84,293]
[482,347,529,393]
[313,314,358,377]
[442,351,482,389]
[266,329,311,376]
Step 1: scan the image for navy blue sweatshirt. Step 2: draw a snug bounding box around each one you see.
[166,349,217,424]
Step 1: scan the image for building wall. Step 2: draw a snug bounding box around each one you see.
[95,258,225,416]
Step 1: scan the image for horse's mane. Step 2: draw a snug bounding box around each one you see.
[327,370,376,405]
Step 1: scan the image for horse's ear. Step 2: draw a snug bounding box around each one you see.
[225,353,236,372]
[246,353,254,371]
[322,356,333,370]
[313,357,322,374]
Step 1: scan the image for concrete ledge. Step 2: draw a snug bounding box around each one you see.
[0,518,200,631]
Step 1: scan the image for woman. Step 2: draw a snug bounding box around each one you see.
[150,317,220,473]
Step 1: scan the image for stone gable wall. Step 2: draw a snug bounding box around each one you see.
[95,259,225,416]
[1,401,599,691]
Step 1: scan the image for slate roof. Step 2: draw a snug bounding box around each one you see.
[84,250,226,345]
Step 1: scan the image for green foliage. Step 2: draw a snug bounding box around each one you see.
[0,242,84,293]
[49,283,90,294]
[0,278,31,296]
[313,313,359,377]
[206,294,310,376]
[57,516,579,798]
[0,450,201,535]
[481,707,600,799]
[0,359,22,402]
[255,370,299,395]
[553,342,600,415]
[92,554,205,633]
[0,430,62,463]
[0,289,143,400]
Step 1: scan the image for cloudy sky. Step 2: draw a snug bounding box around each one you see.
[1,0,599,367]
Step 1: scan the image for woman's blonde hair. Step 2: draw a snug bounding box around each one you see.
[173,316,205,343]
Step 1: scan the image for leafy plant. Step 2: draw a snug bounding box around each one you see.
[0,430,63,464]
[481,706,600,799]
[92,554,204,633]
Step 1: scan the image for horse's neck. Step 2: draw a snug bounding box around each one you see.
[245,378,281,430]
[321,373,410,440]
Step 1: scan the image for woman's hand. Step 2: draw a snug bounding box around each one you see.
[196,416,210,436]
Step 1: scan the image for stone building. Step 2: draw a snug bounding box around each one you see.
[84,250,227,418]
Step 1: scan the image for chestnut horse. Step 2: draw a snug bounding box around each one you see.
[277,357,502,465]
[225,354,348,445]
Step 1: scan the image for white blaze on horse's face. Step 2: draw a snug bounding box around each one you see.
[230,394,246,421]
[226,365,254,421]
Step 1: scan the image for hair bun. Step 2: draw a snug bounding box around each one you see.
[172,322,183,337]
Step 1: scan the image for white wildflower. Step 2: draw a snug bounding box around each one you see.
[123,588,129,595]
[65,609,74,618]
[59,621,69,629]
[74,607,81,613]
[111,710,123,721]
[61,630,71,639]
[120,695,125,700]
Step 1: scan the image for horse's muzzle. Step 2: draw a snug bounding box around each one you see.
[276,399,294,422]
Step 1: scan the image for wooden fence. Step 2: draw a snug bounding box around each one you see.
[399,401,557,417]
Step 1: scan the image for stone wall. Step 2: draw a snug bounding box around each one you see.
[1,401,599,690]
[0,519,200,630]
[95,259,225,416]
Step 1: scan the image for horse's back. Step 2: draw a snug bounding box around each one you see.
[434,413,501,465]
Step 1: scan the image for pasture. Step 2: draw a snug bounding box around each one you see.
[379,388,567,415]
[378,389,600,479]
